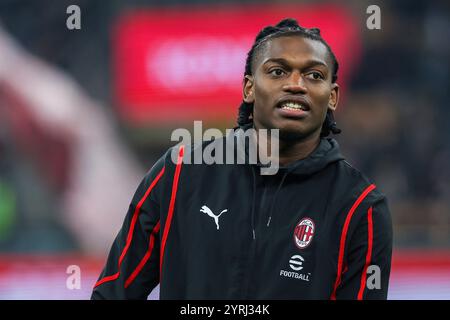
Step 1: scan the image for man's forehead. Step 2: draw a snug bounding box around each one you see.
[257,36,330,68]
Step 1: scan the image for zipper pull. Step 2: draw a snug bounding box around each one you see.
[252,229,256,240]
[266,216,272,227]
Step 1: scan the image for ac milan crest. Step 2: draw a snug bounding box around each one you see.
[294,218,315,249]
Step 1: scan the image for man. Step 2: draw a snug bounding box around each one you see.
[92,18,393,299]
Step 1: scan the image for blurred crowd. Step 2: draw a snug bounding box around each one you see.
[0,0,449,256]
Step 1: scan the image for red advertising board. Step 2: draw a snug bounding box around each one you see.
[112,4,361,124]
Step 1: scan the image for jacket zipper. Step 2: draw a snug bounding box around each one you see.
[244,166,258,298]
[243,168,290,298]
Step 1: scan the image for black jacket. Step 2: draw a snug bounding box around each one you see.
[92,132,393,300]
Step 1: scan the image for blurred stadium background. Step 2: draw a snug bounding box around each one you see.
[0,0,449,299]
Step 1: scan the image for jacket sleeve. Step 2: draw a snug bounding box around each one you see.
[334,197,393,300]
[91,156,166,300]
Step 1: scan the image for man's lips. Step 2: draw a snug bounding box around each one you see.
[276,96,311,111]
[275,97,311,119]
[276,106,309,119]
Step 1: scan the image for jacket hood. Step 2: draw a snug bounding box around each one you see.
[283,137,345,176]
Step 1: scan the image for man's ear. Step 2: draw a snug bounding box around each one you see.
[328,83,339,111]
[243,75,255,103]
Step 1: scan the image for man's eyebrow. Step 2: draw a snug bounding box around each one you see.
[262,58,328,68]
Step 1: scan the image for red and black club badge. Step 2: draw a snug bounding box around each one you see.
[293,217,315,249]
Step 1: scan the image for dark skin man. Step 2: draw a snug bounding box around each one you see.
[243,35,339,166]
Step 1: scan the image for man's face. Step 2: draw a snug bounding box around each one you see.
[243,35,339,141]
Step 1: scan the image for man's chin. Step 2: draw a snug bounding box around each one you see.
[279,127,315,142]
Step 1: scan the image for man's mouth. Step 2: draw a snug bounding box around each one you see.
[275,98,311,119]
[279,101,310,111]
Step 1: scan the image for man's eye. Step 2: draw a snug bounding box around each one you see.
[306,72,324,80]
[269,69,285,76]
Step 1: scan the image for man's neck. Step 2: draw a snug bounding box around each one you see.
[253,126,321,167]
[278,134,320,167]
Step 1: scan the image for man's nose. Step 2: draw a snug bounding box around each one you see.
[282,71,307,93]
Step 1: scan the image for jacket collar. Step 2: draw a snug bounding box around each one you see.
[233,123,344,176]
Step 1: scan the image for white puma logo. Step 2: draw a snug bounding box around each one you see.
[200,205,228,230]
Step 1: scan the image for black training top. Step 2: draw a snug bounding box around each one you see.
[92,131,393,300]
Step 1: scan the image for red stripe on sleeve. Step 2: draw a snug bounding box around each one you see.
[124,221,161,288]
[330,184,376,300]
[357,207,374,300]
[94,166,165,288]
[160,146,184,278]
